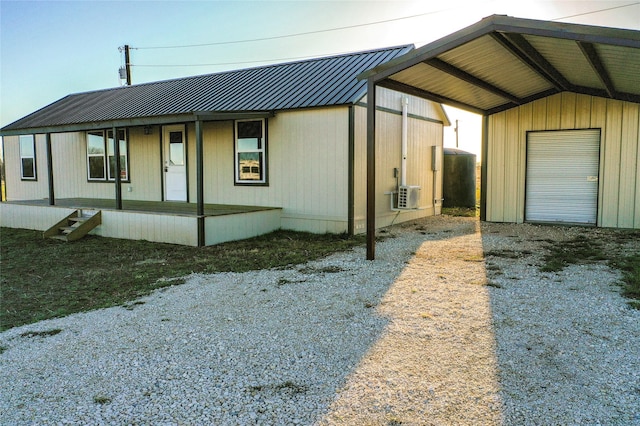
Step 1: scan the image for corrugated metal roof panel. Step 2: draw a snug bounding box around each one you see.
[597,44,640,95]
[391,63,508,111]
[2,45,413,133]
[438,35,551,99]
[362,15,640,115]
[523,35,603,90]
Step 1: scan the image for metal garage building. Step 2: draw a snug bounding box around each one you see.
[361,15,640,259]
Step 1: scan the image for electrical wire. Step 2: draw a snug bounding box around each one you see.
[131,49,370,68]
[551,1,639,21]
[130,2,639,69]
[133,6,456,50]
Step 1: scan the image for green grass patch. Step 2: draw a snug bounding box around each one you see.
[442,207,478,217]
[540,234,607,272]
[610,254,640,306]
[0,227,364,331]
[539,230,640,309]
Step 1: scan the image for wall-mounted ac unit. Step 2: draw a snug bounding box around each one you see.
[398,185,421,209]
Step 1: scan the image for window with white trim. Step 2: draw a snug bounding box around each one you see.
[19,135,36,180]
[235,119,266,184]
[86,130,129,181]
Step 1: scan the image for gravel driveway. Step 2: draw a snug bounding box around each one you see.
[1,216,639,425]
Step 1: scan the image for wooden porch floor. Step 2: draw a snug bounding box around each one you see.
[7,198,279,217]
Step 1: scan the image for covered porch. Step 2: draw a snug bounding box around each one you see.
[0,198,282,246]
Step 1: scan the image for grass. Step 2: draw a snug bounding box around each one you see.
[540,231,640,309]
[0,227,364,331]
[540,234,607,272]
[610,254,640,303]
[442,206,478,217]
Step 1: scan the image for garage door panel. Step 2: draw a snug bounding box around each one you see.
[525,130,600,224]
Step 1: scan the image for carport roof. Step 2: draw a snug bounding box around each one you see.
[360,15,640,115]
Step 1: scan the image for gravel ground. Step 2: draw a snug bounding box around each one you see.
[1,216,639,425]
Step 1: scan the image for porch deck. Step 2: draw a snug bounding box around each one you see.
[6,198,277,217]
[1,199,283,246]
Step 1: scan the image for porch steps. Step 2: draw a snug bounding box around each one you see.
[44,210,102,242]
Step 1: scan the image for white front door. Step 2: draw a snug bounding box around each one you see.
[163,125,187,201]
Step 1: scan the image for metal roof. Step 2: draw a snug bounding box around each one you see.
[1,45,413,135]
[361,15,640,115]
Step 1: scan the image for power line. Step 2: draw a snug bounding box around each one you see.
[551,1,639,21]
[131,50,367,68]
[133,6,455,50]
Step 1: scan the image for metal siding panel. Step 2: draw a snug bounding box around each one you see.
[526,130,600,224]
[619,102,640,228]
[601,100,623,227]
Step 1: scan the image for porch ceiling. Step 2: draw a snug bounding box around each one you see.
[361,15,640,115]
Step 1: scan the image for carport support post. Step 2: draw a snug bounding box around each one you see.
[195,119,205,247]
[366,78,377,260]
[46,133,55,205]
[113,126,122,210]
[480,115,488,221]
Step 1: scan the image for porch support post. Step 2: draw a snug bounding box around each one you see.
[480,115,488,221]
[113,126,122,210]
[46,133,55,205]
[366,78,377,260]
[195,119,205,247]
[347,106,355,236]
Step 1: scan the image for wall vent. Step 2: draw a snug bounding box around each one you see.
[398,185,421,209]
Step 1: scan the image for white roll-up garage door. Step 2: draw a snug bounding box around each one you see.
[525,129,600,224]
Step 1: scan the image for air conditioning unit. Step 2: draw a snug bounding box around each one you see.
[397,185,421,209]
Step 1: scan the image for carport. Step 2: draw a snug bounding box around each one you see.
[361,14,640,259]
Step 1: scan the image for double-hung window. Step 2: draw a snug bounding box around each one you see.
[235,119,266,184]
[86,130,129,181]
[19,135,36,180]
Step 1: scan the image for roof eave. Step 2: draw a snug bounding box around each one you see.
[0,111,275,136]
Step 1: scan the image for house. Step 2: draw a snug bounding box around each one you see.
[0,45,450,246]
[360,15,640,258]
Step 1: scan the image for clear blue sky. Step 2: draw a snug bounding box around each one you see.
[1,0,638,157]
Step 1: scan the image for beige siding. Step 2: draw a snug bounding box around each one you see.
[3,134,49,201]
[93,210,198,246]
[187,108,351,234]
[0,203,76,230]
[353,87,446,232]
[205,209,281,245]
[487,92,640,229]
[48,129,162,201]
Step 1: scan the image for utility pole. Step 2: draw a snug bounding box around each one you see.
[124,44,132,85]
[119,45,132,85]
[455,119,459,148]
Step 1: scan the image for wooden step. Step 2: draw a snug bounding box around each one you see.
[44,210,101,241]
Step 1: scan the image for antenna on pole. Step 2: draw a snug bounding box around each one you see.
[118,45,132,85]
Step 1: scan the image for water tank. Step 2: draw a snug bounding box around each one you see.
[443,148,476,208]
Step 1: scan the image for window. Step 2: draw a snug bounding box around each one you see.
[235,119,266,184]
[86,130,129,181]
[19,135,36,180]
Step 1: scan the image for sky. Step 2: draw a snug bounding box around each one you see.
[1,0,639,158]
